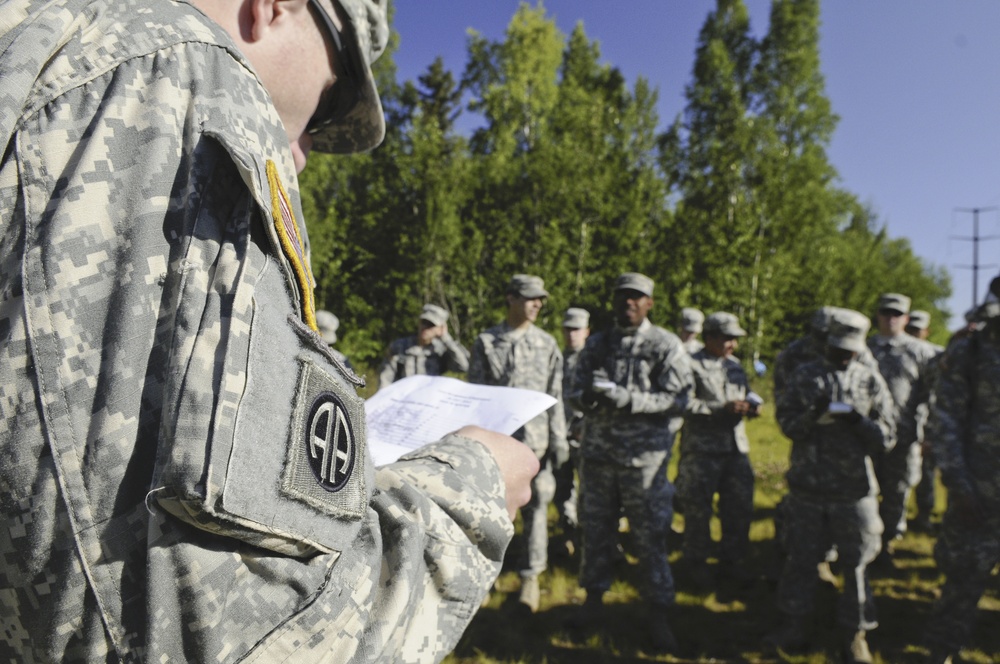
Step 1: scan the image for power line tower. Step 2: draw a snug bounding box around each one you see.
[953,206,999,306]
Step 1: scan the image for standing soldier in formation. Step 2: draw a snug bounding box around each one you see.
[904,310,945,531]
[568,273,692,652]
[923,279,1000,664]
[774,307,839,401]
[679,307,706,354]
[554,307,591,556]
[378,303,470,388]
[867,293,935,561]
[767,310,896,663]
[469,274,569,612]
[676,313,758,594]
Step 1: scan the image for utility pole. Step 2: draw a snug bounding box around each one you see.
[953,207,999,306]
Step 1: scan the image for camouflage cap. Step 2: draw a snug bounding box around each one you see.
[905,310,931,331]
[562,307,590,329]
[507,274,549,299]
[679,307,704,333]
[810,306,842,336]
[315,309,340,344]
[614,272,654,297]
[703,312,747,337]
[419,303,449,327]
[311,0,389,154]
[827,308,871,353]
[877,292,911,315]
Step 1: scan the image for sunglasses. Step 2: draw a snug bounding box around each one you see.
[307,0,362,135]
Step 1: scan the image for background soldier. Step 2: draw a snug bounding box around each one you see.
[679,307,706,354]
[768,310,895,663]
[554,307,591,556]
[904,310,945,531]
[924,277,1000,664]
[676,312,758,595]
[378,303,470,388]
[468,274,569,612]
[316,309,354,370]
[867,293,935,561]
[568,273,692,652]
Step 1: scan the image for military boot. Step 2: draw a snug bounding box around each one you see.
[763,613,809,653]
[518,574,540,613]
[842,630,872,664]
[647,603,678,653]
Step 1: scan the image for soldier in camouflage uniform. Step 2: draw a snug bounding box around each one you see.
[867,293,936,558]
[678,307,706,355]
[378,303,470,388]
[0,1,539,661]
[903,310,945,531]
[553,307,591,555]
[923,282,1000,664]
[468,274,569,612]
[567,273,692,652]
[316,309,355,370]
[676,312,758,592]
[767,309,896,663]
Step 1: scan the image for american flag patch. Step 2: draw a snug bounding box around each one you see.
[266,160,317,331]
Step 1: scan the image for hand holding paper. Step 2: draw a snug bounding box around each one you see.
[365,375,557,466]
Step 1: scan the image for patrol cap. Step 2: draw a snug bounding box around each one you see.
[419,303,449,327]
[679,307,704,333]
[827,309,870,353]
[905,310,931,331]
[810,306,840,335]
[310,0,389,154]
[315,309,340,344]
[507,274,549,299]
[703,312,747,338]
[562,307,590,329]
[614,272,654,297]
[877,293,911,316]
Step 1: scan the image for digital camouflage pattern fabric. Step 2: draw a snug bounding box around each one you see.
[378,334,470,387]
[568,318,692,606]
[676,349,754,568]
[868,332,936,543]
[924,319,1000,659]
[0,1,511,660]
[775,355,896,630]
[468,322,567,578]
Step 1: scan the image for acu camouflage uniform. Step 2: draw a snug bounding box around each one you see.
[378,334,470,387]
[568,319,693,606]
[867,333,935,544]
[913,338,945,522]
[468,322,568,578]
[924,318,1000,659]
[775,355,895,630]
[676,349,754,570]
[0,1,512,661]
[554,345,585,530]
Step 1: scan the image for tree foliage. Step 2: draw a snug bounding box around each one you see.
[299,0,951,372]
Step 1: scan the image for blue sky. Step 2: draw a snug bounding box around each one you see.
[391,1,1000,330]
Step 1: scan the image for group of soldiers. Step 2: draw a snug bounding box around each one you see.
[320,273,999,663]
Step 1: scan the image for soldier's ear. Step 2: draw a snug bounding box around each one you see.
[247,0,305,42]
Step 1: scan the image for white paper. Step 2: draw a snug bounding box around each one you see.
[365,375,558,466]
[592,379,617,391]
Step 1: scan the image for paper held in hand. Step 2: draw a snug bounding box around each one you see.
[365,375,558,466]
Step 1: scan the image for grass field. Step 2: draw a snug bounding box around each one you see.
[441,382,1000,664]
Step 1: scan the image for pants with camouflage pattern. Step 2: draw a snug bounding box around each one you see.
[925,505,1000,657]
[676,451,753,567]
[519,457,556,577]
[578,454,675,606]
[777,493,882,630]
[875,440,922,543]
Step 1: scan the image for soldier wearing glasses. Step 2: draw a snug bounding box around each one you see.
[0,0,538,661]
